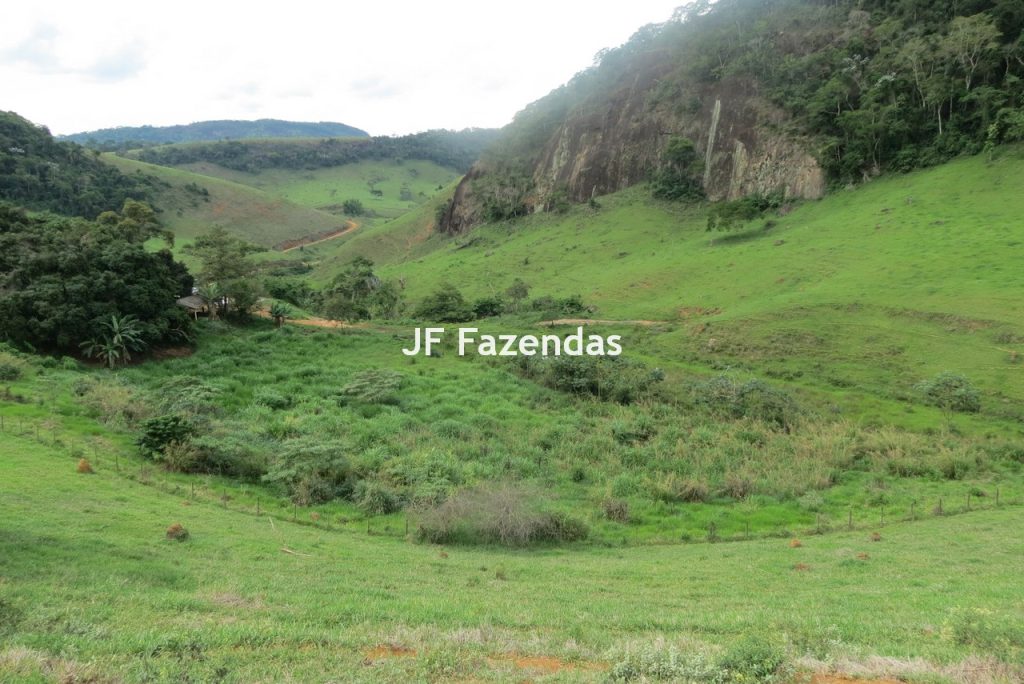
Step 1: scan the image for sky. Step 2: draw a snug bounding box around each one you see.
[0,1,682,136]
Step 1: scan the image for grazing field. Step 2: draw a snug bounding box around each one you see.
[315,147,1024,432]
[102,154,347,249]
[174,159,459,218]
[1,411,1022,682]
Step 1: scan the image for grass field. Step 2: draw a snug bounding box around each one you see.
[313,147,1024,432]
[103,154,350,249]
[5,142,1024,683]
[1,407,1023,682]
[174,159,459,219]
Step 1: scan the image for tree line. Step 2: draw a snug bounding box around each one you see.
[0,111,158,218]
[129,129,500,175]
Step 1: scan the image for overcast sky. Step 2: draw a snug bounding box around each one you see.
[1,1,682,136]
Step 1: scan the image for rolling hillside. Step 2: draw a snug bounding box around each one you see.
[173,159,459,219]
[321,146,1024,431]
[102,154,350,249]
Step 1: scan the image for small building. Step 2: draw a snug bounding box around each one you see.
[176,295,208,319]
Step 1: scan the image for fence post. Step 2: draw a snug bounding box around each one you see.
[848,509,853,530]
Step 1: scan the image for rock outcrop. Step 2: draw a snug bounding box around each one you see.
[440,57,825,234]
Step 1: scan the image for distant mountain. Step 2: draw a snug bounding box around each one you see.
[61,119,370,147]
[0,110,154,217]
[127,128,501,175]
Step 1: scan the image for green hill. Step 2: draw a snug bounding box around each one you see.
[322,146,1024,431]
[0,111,155,218]
[173,159,460,219]
[61,118,369,147]
[102,154,350,249]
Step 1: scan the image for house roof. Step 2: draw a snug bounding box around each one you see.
[176,295,206,311]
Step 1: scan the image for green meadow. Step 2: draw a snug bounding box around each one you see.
[3,142,1024,683]
[174,159,460,219]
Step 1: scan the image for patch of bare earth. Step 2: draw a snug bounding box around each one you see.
[362,644,417,664]
[277,219,358,252]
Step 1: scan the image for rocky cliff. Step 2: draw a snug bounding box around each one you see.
[439,22,826,234]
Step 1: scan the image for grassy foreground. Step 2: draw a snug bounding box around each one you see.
[1,429,1023,683]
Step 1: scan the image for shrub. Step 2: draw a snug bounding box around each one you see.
[0,362,21,381]
[707,192,783,231]
[471,296,506,318]
[414,483,587,546]
[79,377,151,425]
[187,434,267,480]
[354,480,403,515]
[528,294,588,316]
[262,440,352,505]
[253,387,291,410]
[602,498,630,522]
[718,635,789,682]
[916,372,981,416]
[609,643,721,682]
[414,284,474,322]
[339,369,403,405]
[137,415,193,458]
[342,198,365,216]
[693,376,799,431]
[516,355,664,405]
[162,440,203,473]
[156,376,222,417]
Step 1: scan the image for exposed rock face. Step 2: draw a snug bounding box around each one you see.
[532,76,825,204]
[441,64,825,233]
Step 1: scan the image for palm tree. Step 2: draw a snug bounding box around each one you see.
[80,314,146,369]
[197,282,224,320]
[269,302,292,328]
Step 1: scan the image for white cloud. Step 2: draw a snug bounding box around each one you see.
[0,0,682,135]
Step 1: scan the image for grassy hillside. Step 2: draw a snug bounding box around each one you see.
[1,354,1022,681]
[175,158,459,218]
[102,154,348,249]
[315,148,1024,431]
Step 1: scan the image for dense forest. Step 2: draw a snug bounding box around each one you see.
[475,0,1024,196]
[0,111,157,218]
[62,118,370,149]
[128,128,500,174]
[0,202,192,356]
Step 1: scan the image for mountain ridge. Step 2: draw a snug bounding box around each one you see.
[61,118,370,146]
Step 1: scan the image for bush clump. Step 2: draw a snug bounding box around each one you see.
[0,361,22,381]
[916,372,981,416]
[137,415,193,458]
[693,376,799,431]
[414,483,587,546]
[515,355,664,404]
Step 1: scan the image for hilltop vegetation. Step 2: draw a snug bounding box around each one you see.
[0,111,156,217]
[129,128,499,174]
[62,118,369,148]
[442,0,1024,231]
